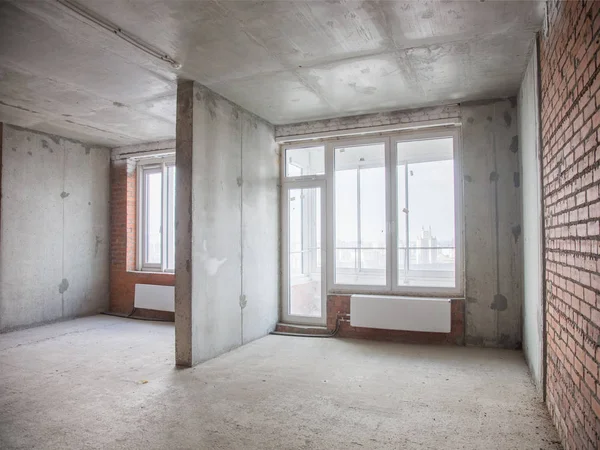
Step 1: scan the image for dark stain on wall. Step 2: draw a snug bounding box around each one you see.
[509,135,519,153]
[94,235,103,257]
[511,224,522,243]
[503,111,512,128]
[490,293,508,311]
[58,278,69,294]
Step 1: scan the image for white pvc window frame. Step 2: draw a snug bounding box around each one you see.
[137,155,176,273]
[281,179,327,325]
[387,128,463,297]
[281,126,464,301]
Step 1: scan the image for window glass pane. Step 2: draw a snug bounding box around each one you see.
[397,138,455,288]
[286,146,325,177]
[288,187,322,318]
[334,143,386,286]
[166,166,176,270]
[145,171,162,265]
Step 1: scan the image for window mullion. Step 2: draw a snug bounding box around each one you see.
[388,136,396,292]
[136,164,143,271]
[404,163,409,282]
[356,168,361,274]
[325,141,334,291]
[161,162,168,272]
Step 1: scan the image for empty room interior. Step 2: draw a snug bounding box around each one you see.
[1,0,599,449]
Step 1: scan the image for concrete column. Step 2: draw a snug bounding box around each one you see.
[174,81,195,366]
[174,81,279,367]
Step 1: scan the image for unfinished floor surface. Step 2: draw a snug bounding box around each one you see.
[0,316,561,450]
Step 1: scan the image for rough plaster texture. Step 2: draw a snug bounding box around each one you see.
[461,99,523,348]
[0,1,543,144]
[0,125,110,331]
[518,44,545,395]
[0,316,562,450]
[175,82,278,366]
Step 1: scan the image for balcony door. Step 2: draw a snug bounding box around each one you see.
[282,180,326,325]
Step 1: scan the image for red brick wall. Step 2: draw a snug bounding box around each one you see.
[110,159,174,319]
[326,295,464,345]
[540,2,600,448]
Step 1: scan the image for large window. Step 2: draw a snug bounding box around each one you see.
[137,157,175,272]
[395,137,456,289]
[334,142,387,286]
[282,128,462,298]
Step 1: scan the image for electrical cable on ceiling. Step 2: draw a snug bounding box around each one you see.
[55,0,182,69]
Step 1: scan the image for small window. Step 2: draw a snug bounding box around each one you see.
[138,157,175,272]
[285,146,325,177]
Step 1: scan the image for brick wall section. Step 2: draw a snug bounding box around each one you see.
[110,159,174,320]
[326,295,464,345]
[540,1,600,449]
[274,104,460,138]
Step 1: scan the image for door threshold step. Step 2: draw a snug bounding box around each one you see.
[274,323,331,335]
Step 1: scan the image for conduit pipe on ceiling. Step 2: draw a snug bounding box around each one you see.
[55,0,182,69]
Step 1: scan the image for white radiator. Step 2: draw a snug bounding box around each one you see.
[350,295,451,333]
[134,284,175,312]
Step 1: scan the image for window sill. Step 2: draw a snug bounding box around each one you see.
[127,270,175,276]
[328,290,463,300]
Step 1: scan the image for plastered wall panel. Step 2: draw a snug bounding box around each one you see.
[175,82,279,365]
[0,125,110,331]
[241,113,279,344]
[518,44,544,394]
[461,99,522,348]
[63,139,110,318]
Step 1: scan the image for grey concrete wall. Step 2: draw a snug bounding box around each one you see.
[518,45,544,393]
[461,99,523,348]
[0,124,110,332]
[175,82,279,366]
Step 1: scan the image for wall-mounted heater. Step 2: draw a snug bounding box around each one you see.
[350,295,451,333]
[134,284,174,312]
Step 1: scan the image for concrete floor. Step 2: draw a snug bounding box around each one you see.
[1,316,561,450]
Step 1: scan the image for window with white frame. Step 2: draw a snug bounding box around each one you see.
[137,156,176,272]
[282,128,462,295]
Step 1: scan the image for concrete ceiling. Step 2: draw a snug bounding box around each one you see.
[0,0,544,147]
